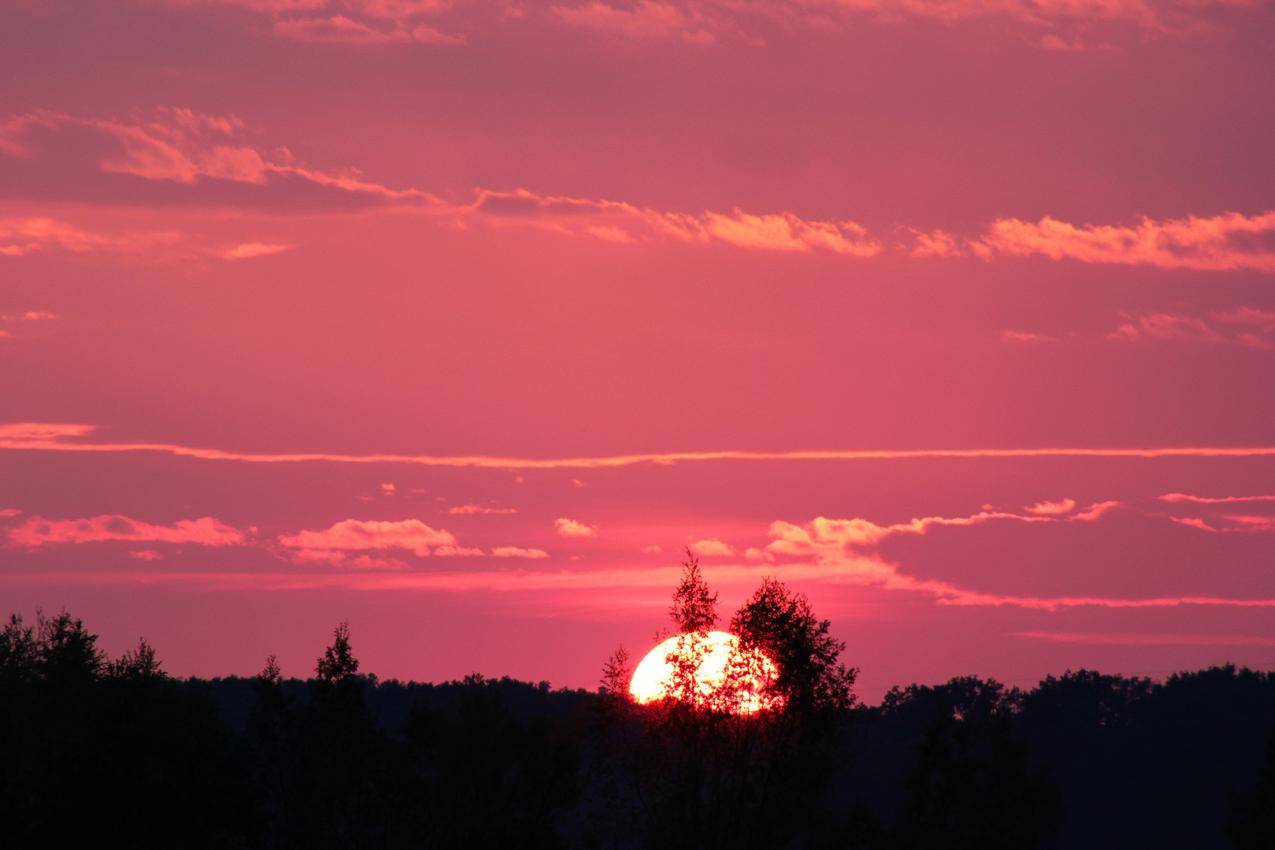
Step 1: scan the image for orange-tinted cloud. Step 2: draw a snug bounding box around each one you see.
[8,513,245,548]
[1024,497,1076,515]
[972,211,1275,272]
[469,187,881,256]
[490,545,550,559]
[0,108,436,210]
[277,518,456,556]
[1161,492,1275,504]
[4,422,1275,468]
[1013,631,1275,647]
[764,508,1275,610]
[689,537,734,557]
[555,517,598,537]
[446,504,518,515]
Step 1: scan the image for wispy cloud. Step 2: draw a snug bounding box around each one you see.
[763,507,1275,610]
[1160,492,1275,505]
[446,504,518,515]
[4,422,1275,469]
[1013,630,1275,647]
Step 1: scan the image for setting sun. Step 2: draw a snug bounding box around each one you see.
[629,631,781,714]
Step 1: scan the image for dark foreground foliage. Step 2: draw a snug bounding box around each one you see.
[2,604,1273,850]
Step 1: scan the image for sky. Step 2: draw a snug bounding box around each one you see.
[1,0,1274,701]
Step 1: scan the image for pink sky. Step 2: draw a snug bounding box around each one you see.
[2,0,1273,700]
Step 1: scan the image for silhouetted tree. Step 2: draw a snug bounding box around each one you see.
[36,609,103,685]
[886,677,1058,850]
[106,636,165,680]
[598,557,860,850]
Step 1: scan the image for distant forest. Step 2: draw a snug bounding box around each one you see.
[3,592,1274,849]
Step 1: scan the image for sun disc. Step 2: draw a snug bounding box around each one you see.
[629,630,781,714]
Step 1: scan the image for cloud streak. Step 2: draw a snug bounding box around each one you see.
[4,423,1275,469]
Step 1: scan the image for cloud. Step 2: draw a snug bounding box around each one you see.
[763,507,1275,610]
[277,518,457,556]
[469,188,881,257]
[1108,308,1275,350]
[446,503,518,515]
[161,0,1271,49]
[221,241,294,260]
[272,14,464,44]
[8,514,245,548]
[166,0,466,45]
[0,216,166,257]
[553,1,718,44]
[0,214,297,263]
[1013,631,1275,647]
[5,422,1275,469]
[0,108,436,211]
[907,228,962,258]
[0,310,60,322]
[689,537,735,557]
[1160,492,1275,504]
[999,330,1058,343]
[490,546,550,559]
[1169,513,1275,534]
[1024,497,1076,516]
[555,517,598,537]
[971,211,1275,272]
[128,549,165,561]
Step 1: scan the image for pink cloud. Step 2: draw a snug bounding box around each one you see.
[0,108,436,208]
[490,546,550,559]
[1013,631,1275,647]
[128,549,165,561]
[1105,311,1275,350]
[999,330,1058,343]
[469,188,881,257]
[689,537,734,557]
[221,241,294,260]
[277,518,457,556]
[446,504,518,515]
[553,1,718,45]
[972,211,1275,272]
[168,0,1270,48]
[8,514,245,548]
[555,517,598,537]
[272,14,463,44]
[0,214,295,263]
[1161,492,1275,504]
[1024,497,1076,515]
[764,509,1275,610]
[907,228,962,257]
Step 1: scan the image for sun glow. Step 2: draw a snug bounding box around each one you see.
[629,630,782,714]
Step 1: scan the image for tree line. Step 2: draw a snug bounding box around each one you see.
[1,559,1273,849]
